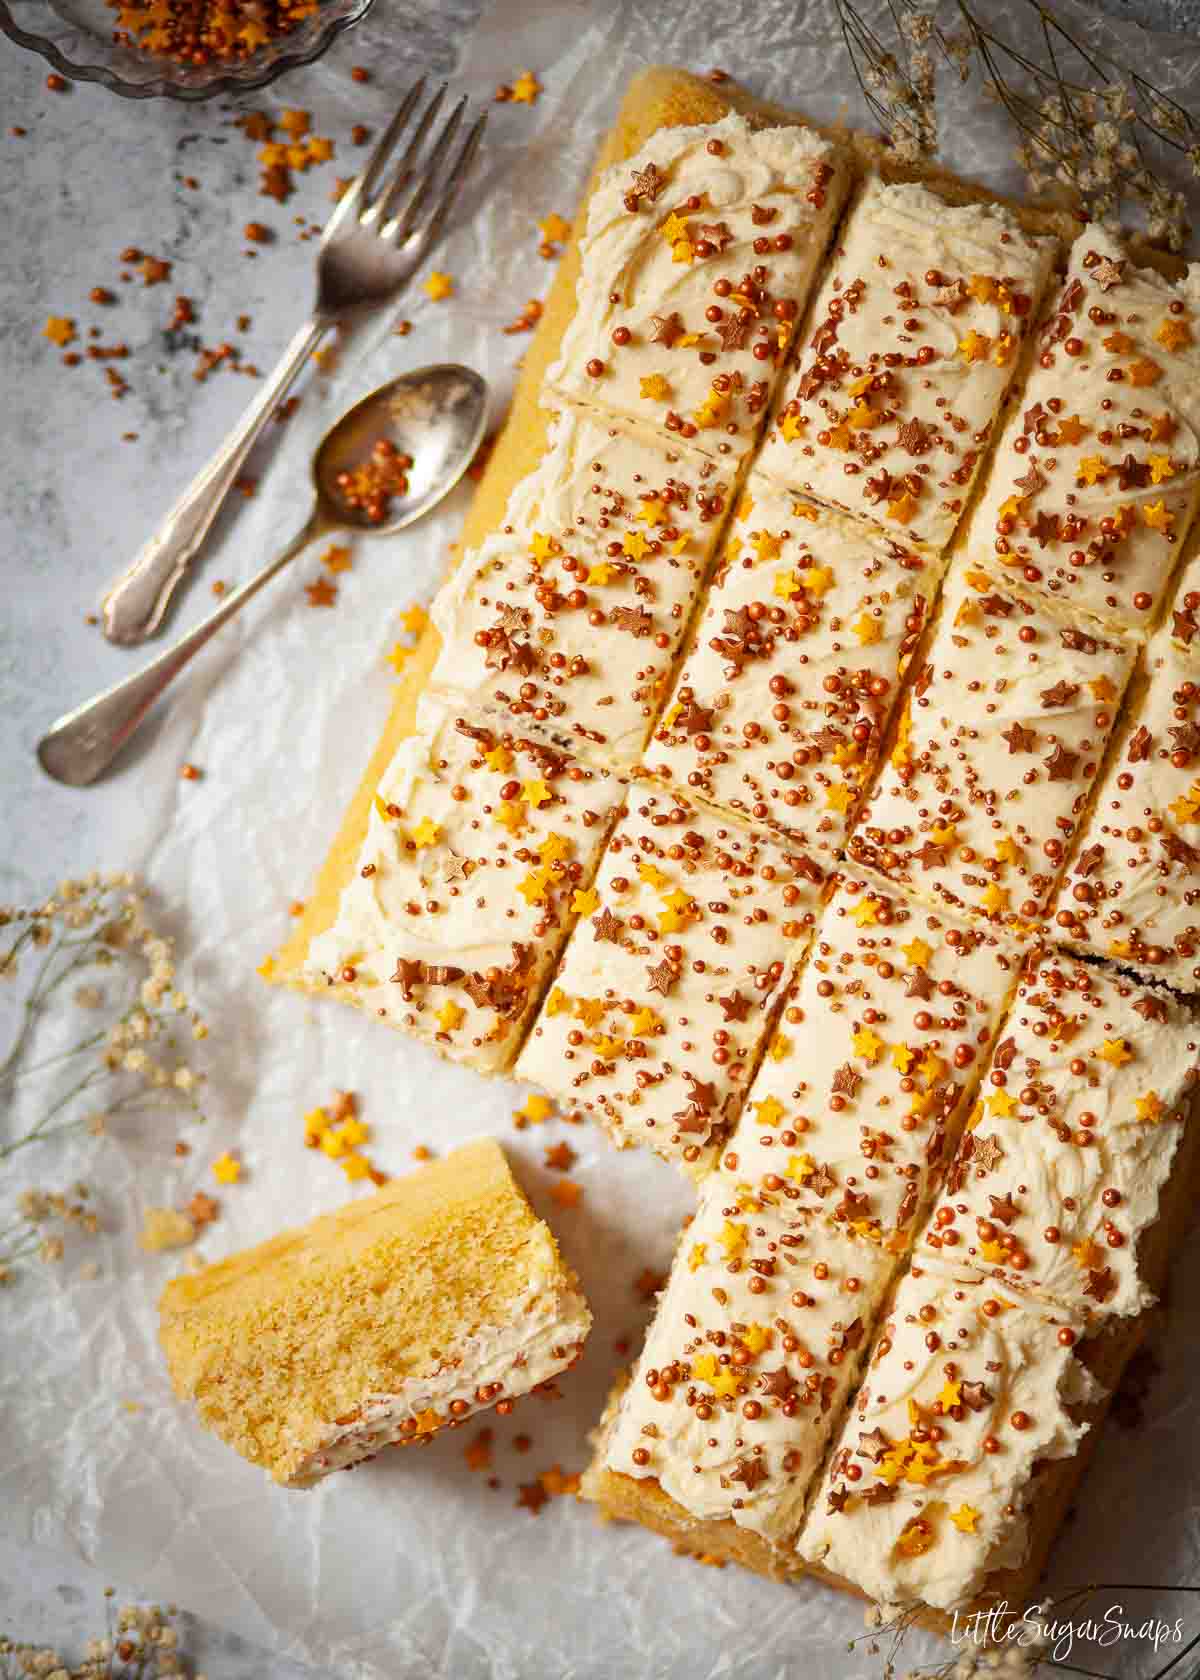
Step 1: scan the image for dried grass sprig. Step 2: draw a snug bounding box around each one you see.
[0,873,208,1283]
[834,0,1198,250]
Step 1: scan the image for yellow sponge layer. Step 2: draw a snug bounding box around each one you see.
[159,1139,590,1486]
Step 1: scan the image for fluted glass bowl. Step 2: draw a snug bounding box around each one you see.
[0,0,374,99]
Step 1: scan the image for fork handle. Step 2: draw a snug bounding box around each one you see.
[101,316,327,646]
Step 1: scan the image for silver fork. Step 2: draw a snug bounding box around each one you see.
[101,77,486,646]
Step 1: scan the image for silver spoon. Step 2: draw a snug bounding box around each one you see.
[37,364,488,788]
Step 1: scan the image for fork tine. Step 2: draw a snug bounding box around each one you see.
[359,76,436,205]
[383,95,467,244]
[323,76,428,240]
[366,84,450,226]
[410,110,488,258]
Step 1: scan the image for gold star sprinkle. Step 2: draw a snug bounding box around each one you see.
[422,271,454,302]
[1135,1090,1165,1124]
[212,1152,242,1185]
[753,1095,785,1127]
[510,70,542,104]
[521,778,551,808]
[538,212,570,242]
[957,329,991,363]
[435,1000,464,1033]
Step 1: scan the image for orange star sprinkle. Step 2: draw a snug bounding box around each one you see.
[43,315,75,347]
[1155,317,1192,352]
[1054,414,1088,446]
[538,212,570,243]
[510,70,541,105]
[304,576,338,608]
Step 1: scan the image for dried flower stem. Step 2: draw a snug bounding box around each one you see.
[0,874,209,1284]
[834,0,1197,249]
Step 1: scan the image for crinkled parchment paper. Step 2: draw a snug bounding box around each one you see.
[3,2,1200,1676]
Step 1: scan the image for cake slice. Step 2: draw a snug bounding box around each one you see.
[849,565,1137,929]
[756,178,1058,550]
[584,1191,894,1574]
[1049,621,1200,984]
[158,1139,591,1487]
[269,71,850,1040]
[924,949,1198,1318]
[427,408,734,767]
[515,785,828,1172]
[299,699,626,1074]
[968,230,1200,636]
[545,111,851,468]
[730,872,1023,1252]
[796,1259,1098,1613]
[645,477,938,851]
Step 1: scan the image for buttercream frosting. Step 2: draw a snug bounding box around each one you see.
[647,474,938,851]
[757,179,1058,549]
[1050,627,1200,983]
[546,112,850,465]
[731,872,1024,1248]
[602,1194,892,1544]
[797,1259,1098,1611]
[969,230,1200,634]
[850,565,1137,927]
[927,949,1198,1318]
[428,408,733,765]
[515,785,827,1169]
[304,698,626,1073]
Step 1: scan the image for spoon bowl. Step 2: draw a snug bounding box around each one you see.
[37,363,489,788]
[315,363,489,535]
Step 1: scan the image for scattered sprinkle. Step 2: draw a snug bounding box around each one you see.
[211,1152,242,1186]
[514,1092,556,1128]
[422,270,454,302]
[509,70,542,105]
[304,576,338,608]
[43,315,76,347]
[464,1428,493,1471]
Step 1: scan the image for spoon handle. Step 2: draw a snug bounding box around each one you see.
[100,317,326,647]
[39,513,323,788]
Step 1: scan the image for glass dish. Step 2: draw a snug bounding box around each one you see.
[0,0,374,101]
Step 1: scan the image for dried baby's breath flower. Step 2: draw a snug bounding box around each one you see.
[0,1597,193,1678]
[835,0,1197,249]
[1,874,211,1285]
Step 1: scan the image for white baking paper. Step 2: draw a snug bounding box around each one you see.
[3,2,1200,1676]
